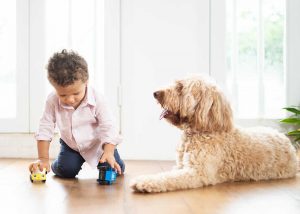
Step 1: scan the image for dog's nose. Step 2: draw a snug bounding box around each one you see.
[153,91,163,100]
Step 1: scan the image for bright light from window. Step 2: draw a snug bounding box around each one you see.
[45,0,104,96]
[0,0,16,118]
[226,0,285,119]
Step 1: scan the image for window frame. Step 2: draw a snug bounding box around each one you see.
[29,0,46,133]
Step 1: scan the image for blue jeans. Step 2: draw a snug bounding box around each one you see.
[51,139,125,178]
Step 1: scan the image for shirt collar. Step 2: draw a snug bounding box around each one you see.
[85,86,96,107]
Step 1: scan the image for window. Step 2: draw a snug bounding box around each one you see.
[44,0,105,94]
[29,0,106,131]
[0,0,29,132]
[0,0,119,133]
[1,0,298,134]
[226,0,285,119]
[0,1,17,119]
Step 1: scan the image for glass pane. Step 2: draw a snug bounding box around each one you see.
[45,0,98,95]
[0,0,16,118]
[45,0,69,95]
[226,0,285,119]
[237,0,259,118]
[263,0,285,118]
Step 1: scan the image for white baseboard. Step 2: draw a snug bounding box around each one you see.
[0,133,175,161]
[0,133,60,159]
[0,118,289,161]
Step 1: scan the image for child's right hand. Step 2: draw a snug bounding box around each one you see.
[29,159,50,173]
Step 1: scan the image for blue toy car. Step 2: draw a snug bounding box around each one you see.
[97,163,117,185]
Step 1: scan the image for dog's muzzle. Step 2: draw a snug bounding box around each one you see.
[153,90,164,103]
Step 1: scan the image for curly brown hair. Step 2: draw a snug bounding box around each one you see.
[47,49,89,86]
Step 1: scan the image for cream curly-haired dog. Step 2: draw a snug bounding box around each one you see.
[130,74,298,193]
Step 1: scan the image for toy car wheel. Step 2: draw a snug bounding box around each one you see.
[30,175,33,183]
[42,180,46,183]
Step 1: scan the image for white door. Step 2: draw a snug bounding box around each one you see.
[120,0,210,160]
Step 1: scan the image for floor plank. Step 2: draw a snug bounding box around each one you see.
[0,159,299,214]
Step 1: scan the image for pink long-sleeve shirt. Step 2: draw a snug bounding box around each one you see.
[35,86,122,168]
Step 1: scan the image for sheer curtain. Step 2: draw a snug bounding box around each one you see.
[225,0,285,119]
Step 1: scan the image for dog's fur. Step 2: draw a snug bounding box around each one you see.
[130,75,298,193]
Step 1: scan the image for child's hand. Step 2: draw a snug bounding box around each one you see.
[99,152,122,174]
[28,159,50,173]
[100,144,122,174]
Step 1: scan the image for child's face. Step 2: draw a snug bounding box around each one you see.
[52,80,87,109]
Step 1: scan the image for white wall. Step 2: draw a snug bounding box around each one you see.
[119,0,210,160]
[0,134,60,159]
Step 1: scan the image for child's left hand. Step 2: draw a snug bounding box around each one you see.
[99,144,122,174]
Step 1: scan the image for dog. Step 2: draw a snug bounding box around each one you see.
[130,74,298,193]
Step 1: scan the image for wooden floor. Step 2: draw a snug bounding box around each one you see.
[1,159,300,214]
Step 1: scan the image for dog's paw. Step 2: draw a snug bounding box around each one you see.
[130,175,166,193]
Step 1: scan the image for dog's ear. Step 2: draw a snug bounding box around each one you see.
[193,88,233,132]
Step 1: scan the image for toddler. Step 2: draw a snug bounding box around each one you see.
[29,49,125,178]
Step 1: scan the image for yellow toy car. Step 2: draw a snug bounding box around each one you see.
[30,168,47,183]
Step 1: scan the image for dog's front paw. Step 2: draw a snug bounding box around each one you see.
[130,175,166,193]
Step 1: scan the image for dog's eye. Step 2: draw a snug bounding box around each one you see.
[175,81,183,93]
